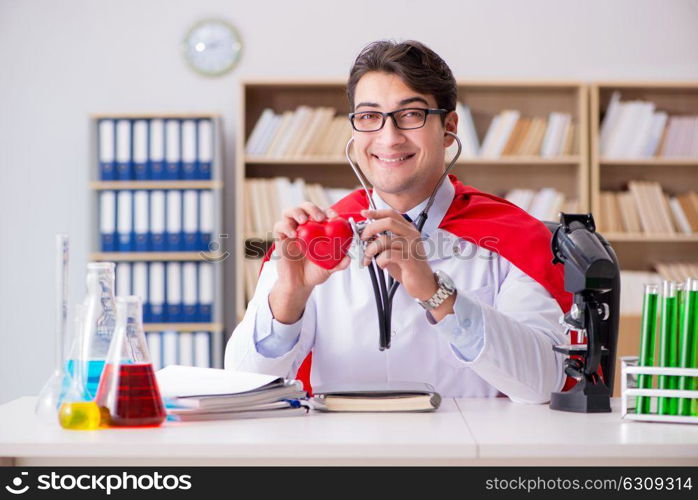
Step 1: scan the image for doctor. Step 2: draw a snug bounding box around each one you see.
[226,40,573,403]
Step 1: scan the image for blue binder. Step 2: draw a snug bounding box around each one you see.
[100,191,117,251]
[99,119,116,180]
[181,120,198,180]
[182,263,198,322]
[182,190,198,251]
[165,119,181,180]
[149,263,165,323]
[133,190,149,252]
[166,262,183,323]
[149,119,166,180]
[115,120,133,181]
[199,191,213,251]
[116,191,133,251]
[198,263,213,322]
[197,119,213,179]
[150,191,166,252]
[165,190,183,251]
[133,120,149,180]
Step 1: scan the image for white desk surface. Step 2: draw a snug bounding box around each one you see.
[1,397,696,466]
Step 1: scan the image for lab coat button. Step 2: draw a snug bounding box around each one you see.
[461,318,472,328]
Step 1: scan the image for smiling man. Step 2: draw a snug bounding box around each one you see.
[226,40,574,403]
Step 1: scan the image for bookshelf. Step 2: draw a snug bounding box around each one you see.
[89,113,226,368]
[590,82,698,394]
[235,79,590,322]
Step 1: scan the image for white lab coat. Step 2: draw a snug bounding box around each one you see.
[226,179,569,403]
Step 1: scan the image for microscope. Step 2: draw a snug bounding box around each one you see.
[549,213,620,413]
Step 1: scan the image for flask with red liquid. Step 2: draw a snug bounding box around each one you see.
[96,296,166,427]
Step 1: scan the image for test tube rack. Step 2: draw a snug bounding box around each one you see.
[621,356,698,424]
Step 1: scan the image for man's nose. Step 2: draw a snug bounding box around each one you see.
[375,116,406,146]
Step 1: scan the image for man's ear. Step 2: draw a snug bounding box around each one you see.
[443,110,458,147]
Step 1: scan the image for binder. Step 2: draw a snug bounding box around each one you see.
[149,262,165,323]
[182,262,198,322]
[197,119,213,179]
[133,190,149,251]
[165,119,181,180]
[182,190,198,251]
[178,332,194,367]
[199,262,214,322]
[115,119,132,180]
[146,331,163,371]
[162,330,179,367]
[194,331,211,368]
[132,262,149,321]
[133,120,149,180]
[149,119,165,180]
[116,190,133,251]
[150,190,166,252]
[199,191,214,251]
[98,119,116,180]
[181,120,198,180]
[99,191,116,251]
[115,262,132,297]
[166,262,183,322]
[166,190,182,251]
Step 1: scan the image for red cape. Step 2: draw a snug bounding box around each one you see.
[258,175,578,394]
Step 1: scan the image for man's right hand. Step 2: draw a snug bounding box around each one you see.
[268,202,351,324]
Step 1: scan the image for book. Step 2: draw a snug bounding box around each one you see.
[311,382,441,412]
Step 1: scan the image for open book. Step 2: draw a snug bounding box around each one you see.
[310,382,441,412]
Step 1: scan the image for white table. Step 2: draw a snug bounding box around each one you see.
[0,397,696,466]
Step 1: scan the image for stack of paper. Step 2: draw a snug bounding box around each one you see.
[155,365,309,421]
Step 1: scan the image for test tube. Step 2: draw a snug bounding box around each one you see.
[678,278,698,416]
[657,281,679,415]
[636,283,659,415]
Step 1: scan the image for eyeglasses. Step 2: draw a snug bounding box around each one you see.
[348,107,448,132]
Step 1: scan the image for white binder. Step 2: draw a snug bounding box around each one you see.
[133,120,148,179]
[182,262,198,321]
[166,190,182,250]
[182,190,198,251]
[166,262,182,322]
[165,119,181,179]
[178,333,194,367]
[116,190,132,251]
[99,119,116,179]
[115,119,132,180]
[199,191,214,250]
[181,120,197,179]
[132,262,148,309]
[115,262,132,297]
[198,262,214,322]
[145,332,163,371]
[162,330,179,367]
[193,331,211,368]
[133,190,149,251]
[99,190,116,251]
[197,119,213,179]
[149,119,165,179]
[150,190,166,251]
[149,262,165,322]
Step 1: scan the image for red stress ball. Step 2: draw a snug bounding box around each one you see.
[296,218,354,270]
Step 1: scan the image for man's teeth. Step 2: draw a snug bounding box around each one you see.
[376,155,411,162]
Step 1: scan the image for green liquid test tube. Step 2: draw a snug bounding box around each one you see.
[671,282,685,415]
[678,278,698,416]
[657,281,679,415]
[637,283,659,415]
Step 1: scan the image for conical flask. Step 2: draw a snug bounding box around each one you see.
[75,262,117,399]
[96,296,166,427]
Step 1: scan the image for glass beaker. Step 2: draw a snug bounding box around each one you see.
[96,296,166,427]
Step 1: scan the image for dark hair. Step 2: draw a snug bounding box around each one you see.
[347,40,457,117]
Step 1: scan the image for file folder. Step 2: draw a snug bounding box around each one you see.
[165,119,181,180]
[166,190,183,251]
[149,262,165,322]
[149,119,165,180]
[116,119,132,180]
[183,190,198,251]
[133,120,149,180]
[179,333,194,367]
[150,190,166,252]
[133,190,149,251]
[132,262,149,321]
[99,119,116,180]
[199,262,214,322]
[182,262,198,322]
[197,119,213,179]
[199,191,214,251]
[146,331,163,371]
[181,120,198,180]
[116,190,133,251]
[162,330,179,367]
[166,262,183,323]
[194,331,211,368]
[115,262,132,297]
[100,191,116,251]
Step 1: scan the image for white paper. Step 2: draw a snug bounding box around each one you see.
[155,365,283,398]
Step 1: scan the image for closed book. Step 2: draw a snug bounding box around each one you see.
[132,263,149,320]
[311,382,441,412]
[133,190,149,251]
[166,262,183,322]
[165,119,181,180]
[166,190,182,251]
[245,109,273,155]
[149,262,165,322]
[197,119,213,179]
[199,191,214,251]
[99,119,116,180]
[198,262,214,322]
[115,119,132,180]
[181,120,198,179]
[149,190,166,251]
[132,120,149,180]
[149,119,166,180]
[193,331,211,368]
[99,191,116,251]
[116,190,133,251]
[182,190,198,251]
[182,262,198,322]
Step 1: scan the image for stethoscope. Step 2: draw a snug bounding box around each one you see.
[344,131,462,350]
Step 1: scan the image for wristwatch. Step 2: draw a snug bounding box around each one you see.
[415,270,456,311]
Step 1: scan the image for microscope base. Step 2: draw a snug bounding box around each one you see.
[549,377,611,413]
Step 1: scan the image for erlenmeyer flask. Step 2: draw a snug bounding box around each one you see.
[96,296,166,427]
[73,262,117,399]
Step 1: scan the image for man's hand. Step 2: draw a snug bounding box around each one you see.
[269,202,351,324]
[360,208,456,321]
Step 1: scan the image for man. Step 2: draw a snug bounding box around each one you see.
[226,40,573,403]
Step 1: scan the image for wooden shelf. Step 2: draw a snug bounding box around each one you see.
[600,158,698,167]
[90,112,222,119]
[604,233,698,242]
[245,156,581,166]
[90,181,223,190]
[89,252,225,261]
[143,323,224,332]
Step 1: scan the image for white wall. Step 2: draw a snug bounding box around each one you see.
[1,0,697,404]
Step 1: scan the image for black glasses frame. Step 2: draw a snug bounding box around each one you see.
[348,107,449,132]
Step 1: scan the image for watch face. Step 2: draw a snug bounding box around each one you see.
[183,19,243,76]
[435,270,456,292]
